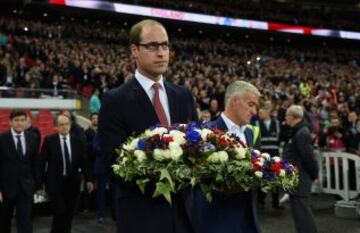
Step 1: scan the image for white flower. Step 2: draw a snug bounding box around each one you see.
[279,169,286,177]
[150,127,168,136]
[112,164,121,174]
[261,153,271,160]
[253,149,261,156]
[169,130,186,145]
[153,149,171,161]
[218,151,229,162]
[256,157,264,166]
[234,147,247,160]
[272,156,281,163]
[144,130,153,137]
[255,171,263,178]
[134,150,147,162]
[121,157,128,165]
[169,142,183,161]
[207,151,228,163]
[200,128,213,140]
[123,138,139,151]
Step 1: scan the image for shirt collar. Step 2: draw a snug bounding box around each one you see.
[221,113,247,132]
[135,70,165,92]
[59,134,70,140]
[11,128,24,137]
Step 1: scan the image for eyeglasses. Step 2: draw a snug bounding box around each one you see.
[137,42,170,51]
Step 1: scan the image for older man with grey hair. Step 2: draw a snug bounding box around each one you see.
[283,105,319,233]
[193,80,261,233]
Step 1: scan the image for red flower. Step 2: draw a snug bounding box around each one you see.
[251,158,262,170]
[163,135,174,144]
[218,137,228,148]
[271,163,282,173]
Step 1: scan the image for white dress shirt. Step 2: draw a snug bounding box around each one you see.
[11,128,26,155]
[221,113,248,145]
[59,134,72,176]
[135,70,171,125]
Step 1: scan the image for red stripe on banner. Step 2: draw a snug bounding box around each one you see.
[268,22,317,35]
[50,0,65,5]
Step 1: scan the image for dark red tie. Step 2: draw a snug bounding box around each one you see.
[152,82,169,127]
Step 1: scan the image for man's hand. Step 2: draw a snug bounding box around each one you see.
[0,192,3,203]
[86,182,94,193]
[36,189,44,196]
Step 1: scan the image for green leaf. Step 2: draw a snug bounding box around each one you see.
[190,177,196,188]
[153,181,173,205]
[205,192,213,202]
[136,178,150,194]
[159,168,174,190]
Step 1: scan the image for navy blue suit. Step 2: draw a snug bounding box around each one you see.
[193,117,261,233]
[98,78,198,233]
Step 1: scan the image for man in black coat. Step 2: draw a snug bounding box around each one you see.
[98,19,198,233]
[283,105,319,233]
[40,114,94,233]
[0,109,41,233]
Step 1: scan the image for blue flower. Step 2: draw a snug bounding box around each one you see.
[186,129,201,145]
[137,139,146,150]
[200,143,216,153]
[263,170,277,181]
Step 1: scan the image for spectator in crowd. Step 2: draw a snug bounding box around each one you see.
[283,105,318,233]
[0,109,42,233]
[343,111,360,154]
[89,88,101,113]
[199,110,211,123]
[209,98,221,121]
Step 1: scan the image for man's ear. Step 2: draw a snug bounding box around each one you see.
[131,44,139,58]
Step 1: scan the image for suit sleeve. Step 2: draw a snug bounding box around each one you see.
[98,92,128,173]
[186,88,199,122]
[295,130,319,180]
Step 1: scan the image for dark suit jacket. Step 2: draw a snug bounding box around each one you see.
[193,117,261,233]
[40,133,91,196]
[98,77,198,233]
[282,120,319,197]
[0,131,41,198]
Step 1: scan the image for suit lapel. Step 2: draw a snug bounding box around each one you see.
[6,131,18,157]
[244,128,253,147]
[131,78,159,126]
[212,117,228,131]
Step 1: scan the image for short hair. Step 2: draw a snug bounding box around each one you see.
[287,105,304,119]
[9,109,27,120]
[260,100,272,111]
[224,81,261,108]
[129,19,165,45]
[90,112,99,119]
[56,113,71,126]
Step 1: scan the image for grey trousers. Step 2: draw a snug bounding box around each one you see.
[290,195,317,233]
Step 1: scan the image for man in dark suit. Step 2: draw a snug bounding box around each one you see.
[98,19,198,233]
[40,114,94,233]
[193,81,261,233]
[0,109,41,233]
[283,105,318,233]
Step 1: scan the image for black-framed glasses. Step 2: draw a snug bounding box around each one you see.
[137,42,170,51]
